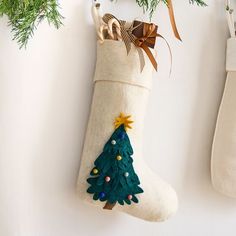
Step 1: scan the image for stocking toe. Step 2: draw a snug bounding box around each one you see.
[116,162,178,222]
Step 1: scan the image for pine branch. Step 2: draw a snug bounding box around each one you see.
[189,0,207,6]
[0,0,63,49]
[135,0,207,19]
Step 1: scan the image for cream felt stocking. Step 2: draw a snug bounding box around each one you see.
[76,40,178,222]
[211,1,236,198]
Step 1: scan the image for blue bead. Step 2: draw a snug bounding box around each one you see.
[118,132,126,140]
[99,192,106,199]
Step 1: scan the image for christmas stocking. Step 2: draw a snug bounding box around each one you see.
[211,3,236,198]
[76,7,178,222]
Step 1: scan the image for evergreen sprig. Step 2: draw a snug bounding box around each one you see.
[0,0,63,48]
[135,0,207,19]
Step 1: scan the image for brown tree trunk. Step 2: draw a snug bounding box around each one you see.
[103,202,116,210]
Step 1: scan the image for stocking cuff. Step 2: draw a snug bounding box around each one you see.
[94,40,153,90]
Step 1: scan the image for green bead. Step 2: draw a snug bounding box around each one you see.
[92,168,98,174]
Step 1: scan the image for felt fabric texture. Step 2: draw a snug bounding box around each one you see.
[77,40,178,222]
[211,38,236,197]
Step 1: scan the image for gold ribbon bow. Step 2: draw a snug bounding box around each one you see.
[135,23,158,71]
[134,23,172,74]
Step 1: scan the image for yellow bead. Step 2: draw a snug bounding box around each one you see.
[93,168,98,174]
[116,155,122,161]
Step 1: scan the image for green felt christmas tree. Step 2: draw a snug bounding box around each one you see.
[87,113,143,210]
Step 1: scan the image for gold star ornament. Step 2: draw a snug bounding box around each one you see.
[114,113,134,131]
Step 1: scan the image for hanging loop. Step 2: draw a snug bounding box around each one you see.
[91,2,122,43]
[225,0,236,37]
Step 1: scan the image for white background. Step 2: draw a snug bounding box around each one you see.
[0,0,235,235]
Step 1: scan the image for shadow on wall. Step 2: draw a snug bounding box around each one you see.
[29,4,93,194]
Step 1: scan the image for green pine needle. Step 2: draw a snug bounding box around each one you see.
[135,0,207,19]
[0,0,63,49]
[189,0,207,6]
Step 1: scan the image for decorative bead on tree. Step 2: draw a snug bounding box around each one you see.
[87,113,143,210]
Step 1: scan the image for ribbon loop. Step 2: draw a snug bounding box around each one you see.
[167,0,182,41]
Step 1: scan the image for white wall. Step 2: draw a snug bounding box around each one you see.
[0,0,235,235]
